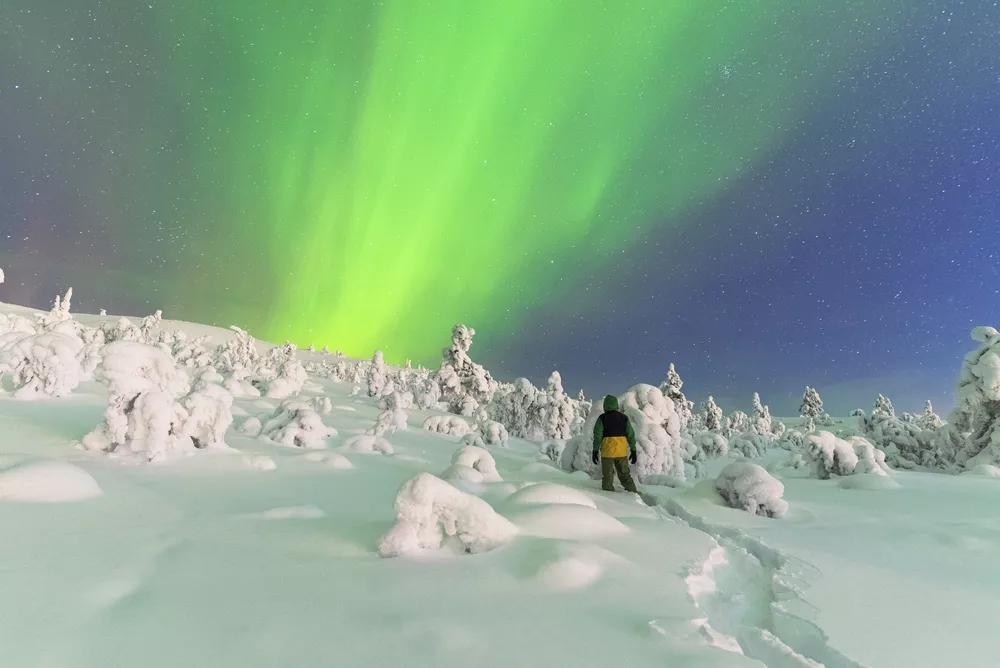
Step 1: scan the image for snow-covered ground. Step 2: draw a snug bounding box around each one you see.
[0,301,998,667]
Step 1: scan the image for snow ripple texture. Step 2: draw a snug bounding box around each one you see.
[647,493,869,668]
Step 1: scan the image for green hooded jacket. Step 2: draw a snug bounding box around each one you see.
[592,395,637,458]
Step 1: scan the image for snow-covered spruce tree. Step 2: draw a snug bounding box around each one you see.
[939,326,1000,468]
[872,394,895,419]
[101,316,144,344]
[752,392,774,436]
[139,310,163,343]
[35,288,74,330]
[919,400,944,430]
[660,363,695,430]
[367,350,388,398]
[0,332,84,399]
[702,396,723,432]
[724,410,750,436]
[168,331,214,368]
[82,341,234,461]
[488,378,536,438]
[437,325,498,417]
[800,387,824,421]
[212,326,262,381]
[524,371,577,441]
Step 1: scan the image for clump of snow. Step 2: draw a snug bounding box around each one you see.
[237,415,263,437]
[0,332,84,399]
[0,460,101,502]
[303,452,353,470]
[714,460,788,518]
[449,445,502,483]
[344,434,394,455]
[503,482,596,509]
[377,473,517,557]
[963,464,1000,478]
[423,415,470,438]
[82,341,235,462]
[259,398,336,449]
[245,455,277,471]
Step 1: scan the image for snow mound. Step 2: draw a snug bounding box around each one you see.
[503,482,596,509]
[303,452,354,470]
[423,415,470,438]
[963,464,1000,478]
[450,445,501,483]
[837,474,901,490]
[344,434,394,455]
[642,474,688,488]
[530,543,622,591]
[246,455,276,471]
[509,503,630,540]
[260,398,336,449]
[377,473,517,557]
[237,415,263,437]
[0,460,101,502]
[714,460,788,518]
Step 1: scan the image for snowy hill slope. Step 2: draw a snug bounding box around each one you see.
[0,301,998,667]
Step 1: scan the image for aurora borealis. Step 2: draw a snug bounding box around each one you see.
[2,1,999,413]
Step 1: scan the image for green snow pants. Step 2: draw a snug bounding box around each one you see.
[601,457,638,493]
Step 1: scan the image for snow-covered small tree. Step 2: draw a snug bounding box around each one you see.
[488,378,536,438]
[0,332,84,399]
[212,326,261,379]
[367,350,388,398]
[660,363,695,430]
[872,394,895,419]
[702,396,723,432]
[437,325,498,416]
[261,342,307,399]
[800,387,824,420]
[618,384,685,480]
[83,341,234,461]
[35,288,74,330]
[942,327,1000,468]
[139,310,163,343]
[919,400,944,430]
[259,398,337,449]
[751,392,774,436]
[724,410,750,436]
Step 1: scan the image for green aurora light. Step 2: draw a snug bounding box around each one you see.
[152,0,893,363]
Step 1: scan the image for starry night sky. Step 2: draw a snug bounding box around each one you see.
[1,1,998,416]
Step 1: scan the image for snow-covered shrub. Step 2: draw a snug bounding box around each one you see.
[212,326,261,379]
[701,396,723,432]
[861,410,931,469]
[83,342,234,461]
[805,431,890,479]
[689,429,729,459]
[776,428,806,451]
[724,410,750,437]
[715,461,788,518]
[0,311,37,338]
[168,331,213,368]
[0,332,84,399]
[437,325,498,416]
[676,433,707,478]
[423,415,470,438]
[238,415,264,437]
[660,363,695,430]
[261,342,307,399]
[525,371,578,441]
[872,393,895,419]
[259,398,336,449]
[377,473,517,557]
[941,326,1000,468]
[478,420,509,447]
[619,384,685,480]
[729,431,768,459]
[100,316,144,344]
[540,439,566,466]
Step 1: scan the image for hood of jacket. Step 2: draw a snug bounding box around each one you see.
[603,395,619,412]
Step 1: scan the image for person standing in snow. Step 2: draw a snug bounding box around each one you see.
[592,395,638,493]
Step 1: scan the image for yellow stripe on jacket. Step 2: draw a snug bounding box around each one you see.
[600,436,629,458]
